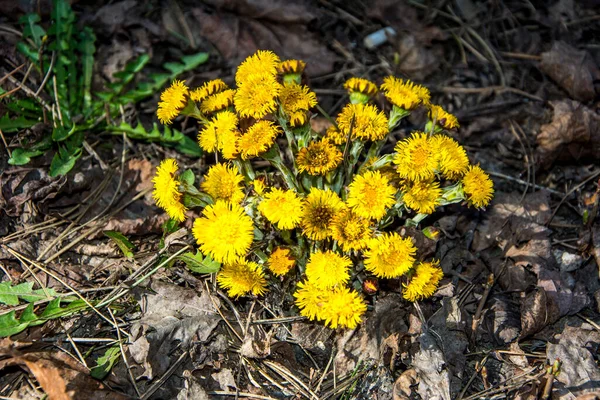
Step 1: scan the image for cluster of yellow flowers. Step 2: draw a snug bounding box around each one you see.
[152,50,494,329]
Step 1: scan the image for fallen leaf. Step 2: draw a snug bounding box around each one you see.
[479,293,521,345]
[540,41,600,102]
[191,5,336,77]
[0,167,66,217]
[519,287,561,339]
[240,325,271,359]
[546,325,600,396]
[393,369,418,400]
[536,100,600,169]
[412,331,452,400]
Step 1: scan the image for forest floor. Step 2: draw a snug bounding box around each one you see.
[1,0,600,399]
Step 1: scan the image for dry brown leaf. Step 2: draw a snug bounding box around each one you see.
[540,41,599,102]
[519,287,561,339]
[536,100,600,169]
[0,168,67,217]
[393,369,418,400]
[240,325,271,359]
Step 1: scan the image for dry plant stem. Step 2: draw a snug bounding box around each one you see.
[209,391,280,400]
[508,121,532,203]
[5,74,51,111]
[439,85,544,102]
[35,51,56,96]
[471,273,494,334]
[314,349,335,394]
[52,75,63,124]
[1,246,129,338]
[0,129,11,157]
[204,282,243,343]
[108,307,141,398]
[215,290,246,340]
[541,371,555,400]
[264,361,319,400]
[140,351,189,400]
[462,366,543,400]
[487,171,564,197]
[577,313,600,332]
[64,329,87,368]
[0,63,25,87]
[245,359,289,395]
[546,168,600,226]
[82,140,109,170]
[0,63,34,99]
[456,355,489,400]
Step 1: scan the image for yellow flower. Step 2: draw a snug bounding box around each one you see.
[279,82,318,114]
[217,258,267,298]
[220,127,240,160]
[305,251,351,289]
[268,247,295,276]
[258,188,303,229]
[380,76,430,110]
[403,180,442,214]
[198,111,239,154]
[336,103,389,141]
[190,79,229,102]
[252,178,266,196]
[152,159,187,221]
[364,233,416,278]
[235,75,281,119]
[289,110,309,127]
[431,135,469,179]
[331,208,372,251]
[301,188,345,240]
[324,125,346,145]
[200,89,235,114]
[200,163,245,204]
[321,286,366,329]
[294,280,328,321]
[403,261,443,302]
[238,120,281,160]
[429,104,459,129]
[296,140,343,176]
[347,171,396,220]
[393,132,437,181]
[192,201,254,263]
[344,77,378,103]
[277,59,306,75]
[462,165,494,208]
[236,50,281,86]
[157,80,189,124]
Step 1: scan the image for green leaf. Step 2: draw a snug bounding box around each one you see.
[0,114,38,133]
[39,298,88,320]
[0,310,31,337]
[19,14,45,47]
[78,27,96,112]
[176,251,221,274]
[8,148,44,165]
[181,52,209,70]
[107,121,185,144]
[90,345,121,379]
[16,41,40,62]
[49,142,82,177]
[51,124,77,141]
[0,282,57,306]
[104,231,135,259]
[173,134,203,157]
[179,169,195,186]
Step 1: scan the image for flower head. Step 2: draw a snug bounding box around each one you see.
[192,201,254,263]
[336,103,389,141]
[296,140,343,176]
[190,79,229,102]
[234,74,282,119]
[200,89,235,114]
[431,135,469,179]
[277,59,306,75]
[289,110,309,127]
[279,82,317,114]
[380,76,430,110]
[325,125,346,145]
[268,247,295,276]
[462,165,494,208]
[364,233,416,278]
[157,80,189,124]
[331,209,372,251]
[403,261,443,302]
[294,280,328,321]
[201,163,245,204]
[238,120,281,159]
[305,251,351,289]
[402,180,442,214]
[217,258,267,297]
[344,77,378,104]
[198,111,239,154]
[252,178,266,196]
[393,132,437,181]
[347,171,396,220]
[258,188,303,229]
[236,50,281,85]
[152,159,187,221]
[429,104,459,129]
[321,286,367,329]
[301,188,345,240]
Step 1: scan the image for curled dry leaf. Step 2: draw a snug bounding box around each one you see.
[540,41,599,103]
[536,100,600,169]
[393,369,418,400]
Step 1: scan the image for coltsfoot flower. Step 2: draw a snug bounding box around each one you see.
[294,280,327,321]
[431,135,469,179]
[200,163,245,204]
[305,251,351,289]
[152,159,186,221]
[238,120,281,160]
[258,188,303,229]
[192,201,254,263]
[301,188,345,240]
[336,103,389,141]
[344,77,378,104]
[462,165,494,208]
[347,171,396,220]
[157,80,189,124]
[236,50,281,85]
[380,76,430,110]
[331,208,372,251]
[268,247,295,276]
[296,140,343,176]
[429,104,459,129]
[403,261,443,302]
[197,110,239,155]
[234,74,281,119]
[364,233,416,278]
[393,132,437,181]
[402,180,442,214]
[217,258,267,297]
[190,79,229,102]
[321,286,367,329]
[200,89,235,114]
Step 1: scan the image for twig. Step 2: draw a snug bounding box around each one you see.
[546,169,600,226]
[487,171,564,196]
[140,351,189,400]
[439,85,544,102]
[0,129,11,158]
